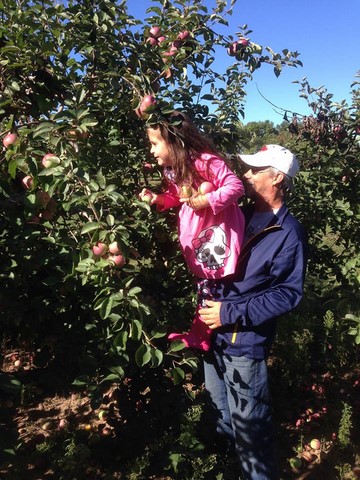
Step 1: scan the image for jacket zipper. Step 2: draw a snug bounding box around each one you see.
[231,224,282,344]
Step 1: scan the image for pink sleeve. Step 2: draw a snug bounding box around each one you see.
[195,155,245,215]
[156,181,181,212]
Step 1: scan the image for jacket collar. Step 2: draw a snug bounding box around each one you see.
[242,202,289,228]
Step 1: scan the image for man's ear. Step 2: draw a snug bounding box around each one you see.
[272,171,284,187]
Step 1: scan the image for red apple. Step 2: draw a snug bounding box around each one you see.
[59,419,68,429]
[46,198,57,213]
[108,241,121,255]
[227,42,238,56]
[21,175,34,190]
[28,215,41,224]
[172,39,182,49]
[92,242,107,257]
[238,37,250,47]
[35,190,51,207]
[149,26,161,38]
[177,30,190,40]
[198,181,215,194]
[40,210,54,221]
[2,132,18,148]
[143,162,153,172]
[163,45,178,56]
[140,95,156,113]
[41,153,60,168]
[157,35,166,44]
[109,254,125,267]
[135,107,143,118]
[146,36,158,46]
[68,129,89,140]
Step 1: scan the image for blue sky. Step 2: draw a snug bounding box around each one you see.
[127,0,360,125]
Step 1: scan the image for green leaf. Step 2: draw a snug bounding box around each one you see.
[106,214,115,226]
[80,222,103,234]
[150,348,163,368]
[100,296,114,319]
[130,319,142,341]
[168,341,186,353]
[135,344,152,367]
[114,331,128,349]
[128,286,142,296]
[101,373,123,383]
[171,367,185,385]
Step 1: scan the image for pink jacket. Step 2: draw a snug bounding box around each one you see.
[159,153,245,279]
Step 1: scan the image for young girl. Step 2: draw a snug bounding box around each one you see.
[139,112,245,351]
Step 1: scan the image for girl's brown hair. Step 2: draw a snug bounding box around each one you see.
[147,111,224,185]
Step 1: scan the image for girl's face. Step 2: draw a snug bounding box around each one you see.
[147,128,173,167]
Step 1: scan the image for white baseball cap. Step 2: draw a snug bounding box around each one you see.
[238,144,299,178]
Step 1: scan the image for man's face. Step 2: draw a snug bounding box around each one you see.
[147,127,172,167]
[242,166,275,201]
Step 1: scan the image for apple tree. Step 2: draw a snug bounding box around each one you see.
[0,1,304,459]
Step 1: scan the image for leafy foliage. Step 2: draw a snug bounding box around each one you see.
[0,0,359,478]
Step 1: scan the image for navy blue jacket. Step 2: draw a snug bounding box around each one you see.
[213,202,307,359]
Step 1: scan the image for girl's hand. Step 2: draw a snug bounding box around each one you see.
[139,188,157,205]
[179,193,210,211]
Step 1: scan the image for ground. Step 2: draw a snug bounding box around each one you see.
[1,346,360,480]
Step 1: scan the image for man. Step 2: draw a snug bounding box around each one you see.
[199,145,307,480]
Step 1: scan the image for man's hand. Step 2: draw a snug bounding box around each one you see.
[199,300,222,329]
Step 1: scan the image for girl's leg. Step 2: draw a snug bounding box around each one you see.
[168,279,215,351]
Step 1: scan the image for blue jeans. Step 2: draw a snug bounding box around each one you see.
[203,350,279,480]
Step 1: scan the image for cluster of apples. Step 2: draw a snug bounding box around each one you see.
[20,153,60,223]
[180,181,216,198]
[21,154,60,191]
[92,241,125,268]
[146,26,166,46]
[146,26,190,56]
[227,37,250,57]
[289,438,324,472]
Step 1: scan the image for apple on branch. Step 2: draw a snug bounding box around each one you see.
[136,94,157,119]
[149,26,162,38]
[92,242,107,257]
[108,254,125,268]
[41,153,60,168]
[35,190,51,207]
[21,175,34,190]
[2,132,18,149]
[140,95,156,113]
[108,241,121,255]
[177,30,190,41]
